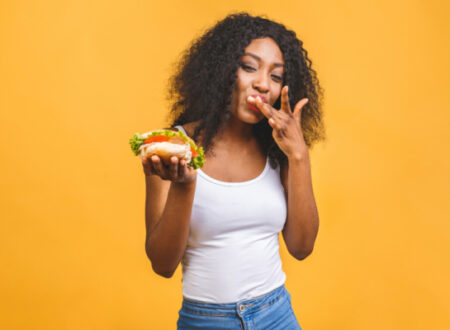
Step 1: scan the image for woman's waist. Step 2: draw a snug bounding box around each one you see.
[181,283,288,312]
[181,261,286,304]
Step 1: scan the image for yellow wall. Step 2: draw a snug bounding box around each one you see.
[1,0,449,329]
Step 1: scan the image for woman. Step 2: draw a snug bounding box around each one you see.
[142,13,325,329]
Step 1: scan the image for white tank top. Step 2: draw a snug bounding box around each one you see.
[176,125,287,303]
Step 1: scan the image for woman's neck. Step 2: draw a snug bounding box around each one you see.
[221,116,254,143]
[214,115,262,156]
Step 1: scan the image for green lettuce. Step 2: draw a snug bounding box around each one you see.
[129,133,146,156]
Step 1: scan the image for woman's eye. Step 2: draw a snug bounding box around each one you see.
[240,64,256,71]
[271,75,283,82]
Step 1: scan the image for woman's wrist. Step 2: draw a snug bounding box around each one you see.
[171,176,197,189]
[287,149,310,163]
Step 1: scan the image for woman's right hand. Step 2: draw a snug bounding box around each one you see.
[142,155,197,183]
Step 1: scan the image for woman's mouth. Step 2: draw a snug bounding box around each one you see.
[247,95,267,113]
[251,95,267,103]
[248,102,260,113]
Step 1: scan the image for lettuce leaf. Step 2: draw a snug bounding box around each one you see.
[190,146,205,170]
[129,133,146,155]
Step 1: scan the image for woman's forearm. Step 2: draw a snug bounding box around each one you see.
[282,153,319,260]
[146,180,196,277]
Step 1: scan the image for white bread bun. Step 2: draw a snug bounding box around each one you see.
[138,141,192,165]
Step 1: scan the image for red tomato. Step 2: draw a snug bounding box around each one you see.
[144,135,170,144]
[191,147,198,158]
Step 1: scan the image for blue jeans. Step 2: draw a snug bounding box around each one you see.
[177,284,302,329]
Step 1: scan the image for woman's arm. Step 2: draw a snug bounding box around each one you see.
[280,153,319,260]
[250,86,319,261]
[143,156,197,278]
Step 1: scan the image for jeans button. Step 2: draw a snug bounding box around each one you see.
[240,305,245,311]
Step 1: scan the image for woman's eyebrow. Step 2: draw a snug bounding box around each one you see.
[243,52,284,67]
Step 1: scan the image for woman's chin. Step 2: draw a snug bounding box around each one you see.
[230,106,264,124]
[241,111,264,124]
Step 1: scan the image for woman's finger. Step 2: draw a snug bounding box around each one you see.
[169,156,179,180]
[179,159,187,179]
[293,98,309,121]
[151,155,167,179]
[268,117,277,128]
[149,155,159,175]
[249,96,273,120]
[269,112,292,137]
[142,156,154,175]
[281,85,291,114]
[272,118,283,132]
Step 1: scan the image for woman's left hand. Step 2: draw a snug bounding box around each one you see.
[248,85,309,159]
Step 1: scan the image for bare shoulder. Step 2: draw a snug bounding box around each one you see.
[163,121,200,137]
[182,121,201,137]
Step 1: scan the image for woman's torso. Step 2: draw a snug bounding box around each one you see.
[175,123,287,303]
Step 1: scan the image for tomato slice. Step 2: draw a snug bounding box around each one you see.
[191,147,198,158]
[144,135,170,144]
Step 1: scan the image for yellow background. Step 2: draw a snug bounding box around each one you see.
[1,0,449,329]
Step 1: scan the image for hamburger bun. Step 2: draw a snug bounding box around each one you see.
[129,128,205,169]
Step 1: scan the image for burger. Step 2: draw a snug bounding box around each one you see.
[129,129,205,169]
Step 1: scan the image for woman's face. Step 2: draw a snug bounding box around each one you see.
[231,37,285,123]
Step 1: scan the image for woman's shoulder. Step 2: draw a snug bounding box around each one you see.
[169,121,200,138]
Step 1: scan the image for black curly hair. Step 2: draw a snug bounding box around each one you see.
[167,12,326,168]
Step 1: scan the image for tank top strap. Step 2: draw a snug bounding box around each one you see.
[175,125,188,136]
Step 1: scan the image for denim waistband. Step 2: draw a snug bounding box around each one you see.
[181,284,288,317]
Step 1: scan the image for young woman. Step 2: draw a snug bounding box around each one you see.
[141,13,326,329]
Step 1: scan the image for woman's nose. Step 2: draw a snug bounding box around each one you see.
[253,72,270,93]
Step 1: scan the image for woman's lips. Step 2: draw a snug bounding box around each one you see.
[247,95,267,113]
[248,102,260,112]
[251,95,267,103]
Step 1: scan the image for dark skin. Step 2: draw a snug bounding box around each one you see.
[142,120,265,184]
[142,37,319,278]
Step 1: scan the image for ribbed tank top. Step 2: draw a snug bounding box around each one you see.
[175,125,287,303]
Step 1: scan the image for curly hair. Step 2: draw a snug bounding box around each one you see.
[167,12,326,168]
